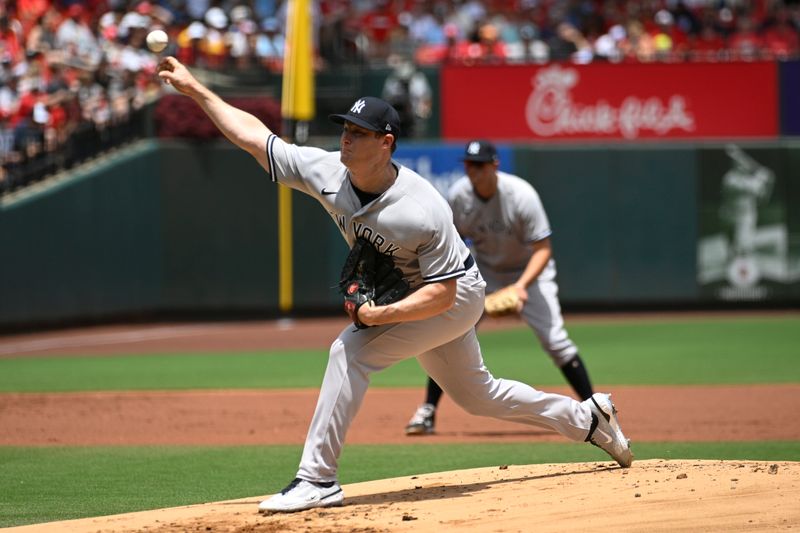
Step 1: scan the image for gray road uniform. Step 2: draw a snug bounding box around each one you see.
[266,134,594,482]
[449,172,577,366]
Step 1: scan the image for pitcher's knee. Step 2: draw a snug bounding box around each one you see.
[460,401,500,417]
[329,338,346,361]
[546,345,578,367]
[448,388,507,417]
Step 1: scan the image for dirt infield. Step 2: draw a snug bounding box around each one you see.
[2,314,799,531]
[3,385,800,446]
[8,460,800,532]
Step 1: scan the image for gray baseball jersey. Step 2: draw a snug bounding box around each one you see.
[449,171,577,364]
[267,135,469,289]
[449,171,555,281]
[266,135,593,482]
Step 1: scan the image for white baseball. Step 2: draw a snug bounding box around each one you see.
[146,30,168,53]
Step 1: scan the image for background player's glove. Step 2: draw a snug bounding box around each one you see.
[484,285,522,317]
[339,237,410,329]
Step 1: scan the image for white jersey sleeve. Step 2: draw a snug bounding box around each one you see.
[266,134,346,198]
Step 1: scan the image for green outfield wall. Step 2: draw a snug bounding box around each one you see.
[0,142,163,325]
[515,145,699,303]
[1,140,798,328]
[0,140,279,327]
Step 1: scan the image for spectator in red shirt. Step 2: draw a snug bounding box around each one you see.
[17,0,50,36]
[688,18,726,61]
[762,7,800,59]
[414,21,461,65]
[728,14,764,61]
[0,14,24,65]
[359,0,399,59]
[475,21,507,63]
[447,21,508,65]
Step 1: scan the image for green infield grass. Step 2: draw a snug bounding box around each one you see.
[1,316,798,392]
[2,441,799,527]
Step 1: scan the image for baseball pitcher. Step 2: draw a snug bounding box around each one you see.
[157,56,633,514]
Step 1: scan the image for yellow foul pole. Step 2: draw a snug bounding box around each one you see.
[279,0,315,313]
[282,0,315,129]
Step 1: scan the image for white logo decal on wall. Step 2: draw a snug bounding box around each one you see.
[525,65,696,139]
[696,145,800,301]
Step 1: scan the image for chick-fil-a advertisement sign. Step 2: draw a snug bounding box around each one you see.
[442,62,778,140]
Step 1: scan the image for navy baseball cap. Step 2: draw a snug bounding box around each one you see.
[329,97,401,137]
[462,140,498,163]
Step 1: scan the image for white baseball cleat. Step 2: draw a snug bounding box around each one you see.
[258,478,344,513]
[584,393,634,468]
[405,403,436,435]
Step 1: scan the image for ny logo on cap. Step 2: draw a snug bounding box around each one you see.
[351,99,366,114]
[467,141,481,154]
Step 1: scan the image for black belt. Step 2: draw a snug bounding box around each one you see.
[464,255,475,270]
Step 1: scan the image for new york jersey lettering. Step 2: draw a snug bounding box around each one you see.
[352,222,399,256]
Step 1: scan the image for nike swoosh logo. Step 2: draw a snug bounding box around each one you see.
[305,487,342,502]
[321,188,337,195]
[592,428,613,445]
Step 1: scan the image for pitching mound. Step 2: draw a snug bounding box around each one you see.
[12,459,799,532]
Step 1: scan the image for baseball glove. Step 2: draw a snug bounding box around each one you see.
[484,285,522,317]
[339,237,410,329]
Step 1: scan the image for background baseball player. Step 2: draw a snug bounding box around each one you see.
[405,139,595,435]
[157,56,632,514]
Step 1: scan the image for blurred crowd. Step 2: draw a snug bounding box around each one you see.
[0,0,166,192]
[2,0,799,194]
[336,0,800,66]
[133,0,800,70]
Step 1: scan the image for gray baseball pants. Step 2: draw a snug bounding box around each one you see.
[296,264,593,482]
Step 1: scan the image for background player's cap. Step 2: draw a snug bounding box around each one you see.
[462,140,498,163]
[329,97,401,137]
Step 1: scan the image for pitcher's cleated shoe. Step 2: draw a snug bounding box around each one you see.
[404,403,436,435]
[584,393,634,468]
[258,478,344,513]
